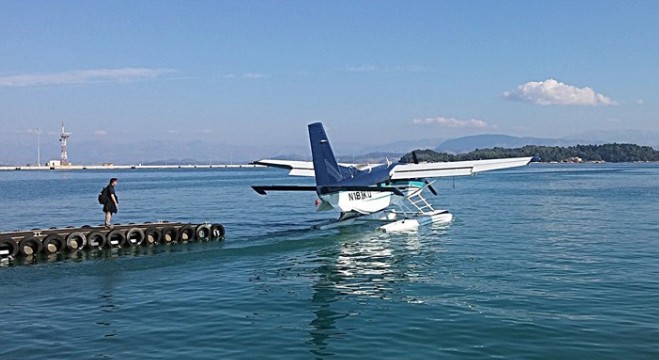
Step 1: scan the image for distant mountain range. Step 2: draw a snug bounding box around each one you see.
[3,130,658,166]
[434,134,581,154]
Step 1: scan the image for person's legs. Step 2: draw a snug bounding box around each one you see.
[104,212,112,227]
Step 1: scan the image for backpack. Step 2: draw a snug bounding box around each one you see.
[98,187,108,204]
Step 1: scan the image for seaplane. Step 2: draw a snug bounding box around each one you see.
[251,122,532,232]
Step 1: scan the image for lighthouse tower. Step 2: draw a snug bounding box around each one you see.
[59,122,71,166]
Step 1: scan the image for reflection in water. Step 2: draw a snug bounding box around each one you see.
[97,291,117,337]
[308,230,425,356]
[96,269,120,358]
[309,254,347,358]
[334,236,394,297]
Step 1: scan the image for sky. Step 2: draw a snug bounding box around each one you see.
[1,0,658,162]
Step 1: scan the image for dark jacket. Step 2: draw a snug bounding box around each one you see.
[102,185,118,214]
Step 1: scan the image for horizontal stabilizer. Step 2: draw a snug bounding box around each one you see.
[251,159,315,177]
[251,185,318,195]
[318,185,403,196]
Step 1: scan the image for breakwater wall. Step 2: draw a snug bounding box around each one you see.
[0,164,262,171]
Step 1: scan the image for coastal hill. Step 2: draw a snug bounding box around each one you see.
[400,143,659,163]
[344,134,659,164]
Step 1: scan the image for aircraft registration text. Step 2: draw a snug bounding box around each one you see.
[348,191,372,201]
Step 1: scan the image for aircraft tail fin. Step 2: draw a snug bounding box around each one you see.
[308,122,348,186]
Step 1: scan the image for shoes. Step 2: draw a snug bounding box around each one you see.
[104,224,114,230]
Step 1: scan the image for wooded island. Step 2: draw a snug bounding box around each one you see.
[401,143,659,163]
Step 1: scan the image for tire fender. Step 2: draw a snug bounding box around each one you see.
[0,237,19,258]
[210,223,225,239]
[66,232,87,252]
[86,231,107,249]
[106,229,127,247]
[126,228,145,246]
[19,236,43,256]
[177,224,195,242]
[195,224,212,240]
[144,227,161,245]
[43,234,65,254]
[161,227,178,243]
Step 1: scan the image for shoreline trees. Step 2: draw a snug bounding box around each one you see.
[400,143,659,163]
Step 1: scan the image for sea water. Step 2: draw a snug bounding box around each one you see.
[1,163,658,359]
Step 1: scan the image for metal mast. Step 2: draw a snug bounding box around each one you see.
[59,122,70,165]
[36,128,41,166]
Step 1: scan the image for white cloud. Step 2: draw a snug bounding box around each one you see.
[413,117,492,129]
[0,68,175,87]
[94,130,108,136]
[503,79,616,106]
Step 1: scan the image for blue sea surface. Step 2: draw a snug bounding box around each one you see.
[1,163,658,359]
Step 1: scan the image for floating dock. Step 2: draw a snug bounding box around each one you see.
[0,221,225,260]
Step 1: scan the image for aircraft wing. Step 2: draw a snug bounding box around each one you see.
[252,159,315,176]
[253,159,384,177]
[389,157,533,180]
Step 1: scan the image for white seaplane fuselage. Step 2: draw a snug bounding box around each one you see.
[315,180,453,232]
[323,189,393,214]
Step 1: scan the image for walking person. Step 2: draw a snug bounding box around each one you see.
[103,178,119,229]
